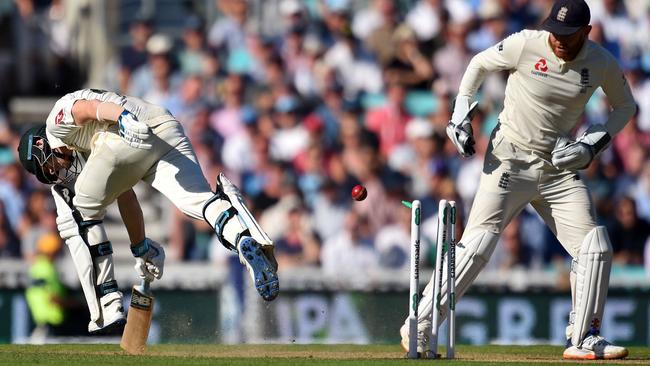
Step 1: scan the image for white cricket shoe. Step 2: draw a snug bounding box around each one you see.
[563,334,628,360]
[400,323,429,356]
[88,292,126,335]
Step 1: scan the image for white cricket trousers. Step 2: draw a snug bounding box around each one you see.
[73,109,214,221]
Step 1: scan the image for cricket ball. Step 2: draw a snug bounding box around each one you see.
[351,184,367,201]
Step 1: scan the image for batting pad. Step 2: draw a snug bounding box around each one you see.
[571,226,612,347]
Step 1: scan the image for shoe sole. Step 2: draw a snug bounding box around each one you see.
[89,318,126,336]
[563,349,629,360]
[239,238,279,301]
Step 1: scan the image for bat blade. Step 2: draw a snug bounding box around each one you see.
[120,280,154,355]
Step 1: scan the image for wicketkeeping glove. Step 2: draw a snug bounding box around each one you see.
[131,238,165,282]
[446,96,479,157]
[551,124,611,170]
[118,110,152,150]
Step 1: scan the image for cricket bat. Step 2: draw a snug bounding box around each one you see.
[120,279,154,355]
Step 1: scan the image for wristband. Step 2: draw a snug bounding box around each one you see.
[131,238,150,257]
[96,102,105,122]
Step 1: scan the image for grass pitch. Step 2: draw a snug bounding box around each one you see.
[1,344,649,365]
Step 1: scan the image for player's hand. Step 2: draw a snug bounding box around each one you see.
[131,238,165,282]
[551,139,593,170]
[552,125,611,170]
[118,110,152,150]
[446,96,479,157]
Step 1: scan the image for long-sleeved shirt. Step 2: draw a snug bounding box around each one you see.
[45,89,170,152]
[458,30,637,154]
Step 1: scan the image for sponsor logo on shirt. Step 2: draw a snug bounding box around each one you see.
[55,109,64,125]
[531,58,549,77]
[497,42,504,52]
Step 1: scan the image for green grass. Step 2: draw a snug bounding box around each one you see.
[1,344,649,365]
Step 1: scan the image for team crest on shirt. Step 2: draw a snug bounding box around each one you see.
[531,58,549,77]
[55,109,64,125]
[579,68,592,93]
[557,7,568,22]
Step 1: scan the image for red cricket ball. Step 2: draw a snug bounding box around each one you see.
[351,184,367,201]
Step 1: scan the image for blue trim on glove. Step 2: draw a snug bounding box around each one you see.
[131,238,150,257]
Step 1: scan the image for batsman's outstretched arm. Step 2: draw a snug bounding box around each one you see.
[117,188,145,246]
[117,189,165,282]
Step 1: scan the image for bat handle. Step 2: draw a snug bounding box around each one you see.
[141,278,151,293]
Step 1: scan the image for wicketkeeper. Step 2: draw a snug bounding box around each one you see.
[17,88,279,335]
[401,0,636,360]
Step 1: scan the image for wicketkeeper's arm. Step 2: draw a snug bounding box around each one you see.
[599,55,638,136]
[457,31,525,99]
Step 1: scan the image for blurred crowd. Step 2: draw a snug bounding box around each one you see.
[1,0,650,280]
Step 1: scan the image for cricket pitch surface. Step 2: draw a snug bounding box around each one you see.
[2,344,649,365]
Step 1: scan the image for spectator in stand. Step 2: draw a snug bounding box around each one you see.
[0,200,20,258]
[388,117,438,198]
[0,162,27,231]
[292,33,327,98]
[208,0,249,57]
[222,106,260,174]
[268,95,309,163]
[467,0,510,53]
[433,20,473,95]
[118,15,153,93]
[610,196,650,265]
[632,161,650,222]
[129,34,182,106]
[365,81,410,158]
[178,15,207,76]
[374,203,414,271]
[321,210,378,278]
[352,0,387,41]
[405,0,444,47]
[363,0,399,66]
[313,82,346,148]
[344,130,399,233]
[311,177,349,242]
[26,233,65,342]
[210,73,249,139]
[322,14,383,99]
[164,75,209,131]
[18,190,57,261]
[384,24,434,89]
[274,204,321,269]
[489,216,533,271]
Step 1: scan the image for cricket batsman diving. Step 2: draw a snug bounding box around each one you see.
[401,0,637,360]
[17,88,279,335]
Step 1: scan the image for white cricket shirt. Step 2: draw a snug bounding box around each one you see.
[45,89,125,152]
[458,30,637,153]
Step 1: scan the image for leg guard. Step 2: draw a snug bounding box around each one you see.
[202,173,278,301]
[569,226,612,347]
[63,235,102,323]
[79,220,126,333]
[202,173,273,250]
[411,230,499,331]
